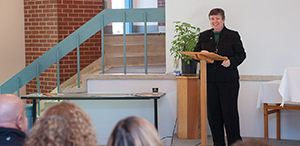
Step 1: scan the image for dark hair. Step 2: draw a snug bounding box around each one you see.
[209,8,225,20]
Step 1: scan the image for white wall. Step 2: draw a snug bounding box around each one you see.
[133,0,157,8]
[239,81,300,140]
[166,0,300,141]
[0,1,25,95]
[72,79,177,145]
[107,0,158,9]
[3,0,300,143]
[80,79,300,145]
[166,0,300,76]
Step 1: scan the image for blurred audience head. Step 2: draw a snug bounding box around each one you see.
[0,94,28,133]
[25,101,97,146]
[107,116,163,146]
[233,139,272,146]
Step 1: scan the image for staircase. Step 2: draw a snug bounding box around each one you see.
[0,8,166,95]
[56,33,167,93]
[104,33,166,69]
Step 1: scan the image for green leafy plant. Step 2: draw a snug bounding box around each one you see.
[170,21,201,64]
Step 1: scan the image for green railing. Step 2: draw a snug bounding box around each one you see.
[0,8,165,95]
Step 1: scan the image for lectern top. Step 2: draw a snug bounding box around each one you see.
[181,52,228,63]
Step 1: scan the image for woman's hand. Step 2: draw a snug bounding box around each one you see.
[221,59,230,67]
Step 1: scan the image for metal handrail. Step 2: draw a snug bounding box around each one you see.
[0,8,165,95]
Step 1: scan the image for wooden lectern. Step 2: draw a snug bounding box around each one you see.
[181,52,228,146]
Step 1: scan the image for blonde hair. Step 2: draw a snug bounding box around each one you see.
[25,101,97,146]
[107,116,163,146]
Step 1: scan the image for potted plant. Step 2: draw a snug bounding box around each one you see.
[170,21,201,75]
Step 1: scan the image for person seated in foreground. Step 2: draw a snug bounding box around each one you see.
[0,94,28,146]
[24,101,97,146]
[107,116,163,146]
[233,139,272,146]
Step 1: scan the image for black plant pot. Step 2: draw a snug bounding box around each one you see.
[181,59,197,75]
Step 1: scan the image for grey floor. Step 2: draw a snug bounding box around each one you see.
[172,135,300,146]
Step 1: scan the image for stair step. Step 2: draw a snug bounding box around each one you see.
[103,33,165,68]
[104,44,165,54]
[107,52,164,57]
[59,33,166,93]
[105,55,165,67]
[104,33,165,44]
[102,65,166,74]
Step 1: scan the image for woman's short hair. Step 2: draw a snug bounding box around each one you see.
[107,116,163,146]
[25,101,97,146]
[209,8,225,20]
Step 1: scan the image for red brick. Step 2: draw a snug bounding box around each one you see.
[74,9,84,13]
[62,0,73,4]
[43,1,50,4]
[94,1,102,5]
[58,13,68,17]
[25,0,103,94]
[57,5,68,9]
[32,5,38,9]
[69,4,78,9]
[24,5,30,9]
[74,18,83,21]
[79,5,89,9]
[28,10,35,13]
[69,22,79,26]
[74,0,83,4]
[39,5,46,9]
[35,1,42,5]
[89,5,99,9]
[84,1,93,5]
[84,9,93,13]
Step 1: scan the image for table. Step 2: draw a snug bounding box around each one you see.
[21,92,166,129]
[257,67,300,141]
[279,67,300,106]
[257,80,282,108]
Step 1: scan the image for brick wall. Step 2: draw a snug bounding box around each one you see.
[57,0,103,83]
[24,0,103,98]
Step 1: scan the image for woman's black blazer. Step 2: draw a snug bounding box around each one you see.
[194,26,246,82]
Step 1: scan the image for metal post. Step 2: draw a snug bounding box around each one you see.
[101,16,105,74]
[36,63,40,93]
[56,49,60,93]
[77,34,80,88]
[123,12,127,74]
[144,12,148,74]
[16,78,20,97]
[36,63,40,116]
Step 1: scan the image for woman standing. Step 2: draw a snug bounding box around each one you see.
[194,8,246,146]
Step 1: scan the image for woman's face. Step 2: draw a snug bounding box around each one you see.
[209,14,224,32]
